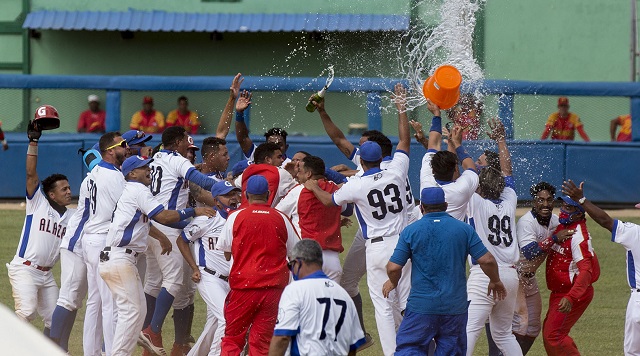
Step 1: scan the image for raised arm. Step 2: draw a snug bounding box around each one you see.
[448,124,476,172]
[311,96,355,159]
[562,179,614,232]
[234,89,254,156]
[409,120,429,149]
[393,83,411,153]
[426,100,442,151]
[487,118,512,176]
[26,121,42,196]
[216,73,243,139]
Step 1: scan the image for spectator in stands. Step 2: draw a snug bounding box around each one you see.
[77,94,106,133]
[610,114,632,142]
[166,96,200,135]
[446,93,483,140]
[130,96,165,133]
[541,97,590,142]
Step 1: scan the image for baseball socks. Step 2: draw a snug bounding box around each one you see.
[143,293,157,329]
[150,288,175,333]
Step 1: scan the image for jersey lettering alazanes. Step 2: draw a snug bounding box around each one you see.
[332,151,410,238]
[105,181,165,253]
[182,213,230,276]
[13,187,75,267]
[82,161,126,235]
[467,183,520,267]
[274,271,366,356]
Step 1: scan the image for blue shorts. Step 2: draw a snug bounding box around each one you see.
[396,310,467,356]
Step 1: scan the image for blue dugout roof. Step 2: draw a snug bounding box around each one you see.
[22,10,409,32]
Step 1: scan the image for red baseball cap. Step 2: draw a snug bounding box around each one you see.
[143,96,154,104]
[558,97,569,106]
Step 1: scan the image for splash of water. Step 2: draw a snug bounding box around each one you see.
[397,0,486,112]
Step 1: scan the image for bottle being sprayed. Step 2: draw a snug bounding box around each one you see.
[306,65,334,112]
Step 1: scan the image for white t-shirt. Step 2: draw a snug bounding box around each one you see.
[420,150,479,221]
[273,272,366,356]
[60,174,92,255]
[332,151,410,238]
[182,214,230,276]
[12,187,75,267]
[82,161,126,235]
[467,186,520,267]
[105,181,165,254]
[612,220,640,289]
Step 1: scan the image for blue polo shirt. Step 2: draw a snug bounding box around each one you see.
[390,211,488,315]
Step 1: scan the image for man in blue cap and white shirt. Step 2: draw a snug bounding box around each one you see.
[176,180,241,356]
[122,129,154,157]
[99,155,214,356]
[383,186,506,355]
[305,101,413,356]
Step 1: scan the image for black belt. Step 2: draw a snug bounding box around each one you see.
[204,267,229,282]
[103,246,139,257]
[370,237,384,243]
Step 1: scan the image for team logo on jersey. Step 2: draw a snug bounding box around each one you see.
[276,308,284,324]
[324,280,335,288]
[373,173,383,181]
[188,225,201,237]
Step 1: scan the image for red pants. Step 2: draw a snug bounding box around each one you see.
[221,288,283,356]
[542,286,594,356]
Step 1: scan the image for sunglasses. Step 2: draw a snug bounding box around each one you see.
[105,140,128,150]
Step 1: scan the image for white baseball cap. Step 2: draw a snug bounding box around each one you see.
[88,94,100,103]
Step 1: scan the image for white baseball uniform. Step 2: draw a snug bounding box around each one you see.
[7,187,74,328]
[273,271,366,355]
[99,181,165,356]
[182,214,230,356]
[56,174,92,312]
[466,184,523,356]
[81,161,126,356]
[340,150,419,298]
[420,149,479,221]
[513,211,559,338]
[612,220,640,355]
[332,150,412,356]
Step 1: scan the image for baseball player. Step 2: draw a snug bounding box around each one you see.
[305,98,413,355]
[276,155,352,282]
[562,179,640,355]
[81,131,128,356]
[141,126,218,356]
[236,142,296,207]
[311,84,418,350]
[270,239,366,355]
[464,119,522,356]
[7,107,73,335]
[99,155,214,356]
[49,143,102,352]
[176,181,240,355]
[508,182,560,354]
[123,129,154,157]
[216,175,301,354]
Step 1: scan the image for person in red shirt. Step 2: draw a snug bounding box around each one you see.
[166,96,200,135]
[276,155,352,283]
[130,96,165,133]
[610,114,632,142]
[77,94,106,133]
[537,195,600,356]
[541,97,590,141]
[216,175,300,355]
[237,142,296,207]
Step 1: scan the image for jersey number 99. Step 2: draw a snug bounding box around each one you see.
[487,215,513,247]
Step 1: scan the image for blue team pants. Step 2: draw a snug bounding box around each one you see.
[396,310,467,356]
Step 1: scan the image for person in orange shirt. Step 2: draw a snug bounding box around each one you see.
[166,96,200,135]
[130,96,165,133]
[541,97,590,141]
[610,114,632,142]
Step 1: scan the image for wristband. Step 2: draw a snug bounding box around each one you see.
[455,145,471,162]
[578,196,586,204]
[178,208,195,220]
[235,111,245,123]
[27,144,38,156]
[429,116,442,133]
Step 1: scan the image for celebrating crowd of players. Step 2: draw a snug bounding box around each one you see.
[6,73,640,356]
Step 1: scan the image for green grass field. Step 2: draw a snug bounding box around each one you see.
[0,209,633,355]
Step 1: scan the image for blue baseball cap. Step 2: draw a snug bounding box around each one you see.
[231,160,250,178]
[360,141,382,162]
[122,155,153,177]
[421,187,446,205]
[246,175,269,195]
[211,180,239,197]
[122,130,153,146]
[558,196,585,212]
